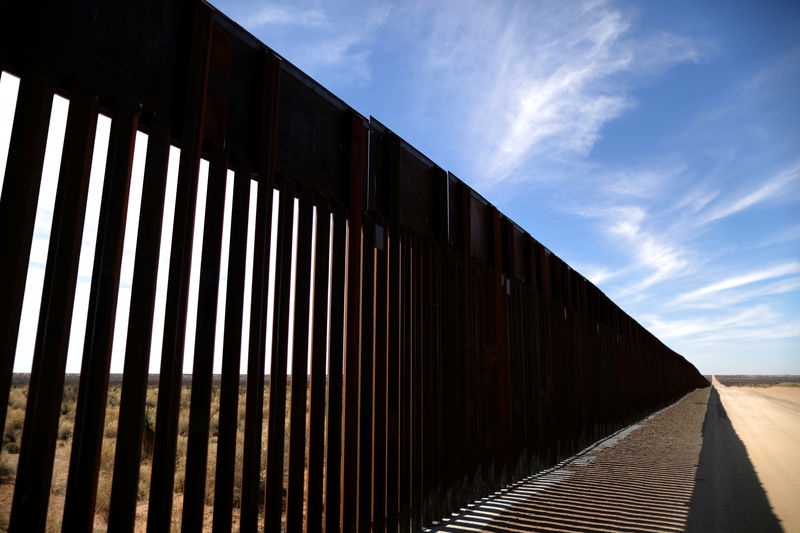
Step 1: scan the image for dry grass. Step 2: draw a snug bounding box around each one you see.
[0,378,304,533]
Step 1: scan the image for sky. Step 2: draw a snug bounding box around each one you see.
[1,0,798,375]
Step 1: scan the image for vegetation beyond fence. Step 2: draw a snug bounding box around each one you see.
[0,1,708,531]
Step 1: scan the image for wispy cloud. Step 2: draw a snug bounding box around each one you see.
[572,204,691,294]
[753,224,800,249]
[242,2,391,84]
[645,304,779,340]
[698,159,800,225]
[741,45,800,95]
[246,5,326,28]
[569,262,629,285]
[674,261,800,304]
[648,307,800,347]
[689,319,800,344]
[677,276,800,310]
[412,0,701,188]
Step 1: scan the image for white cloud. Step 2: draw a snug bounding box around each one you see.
[246,4,326,28]
[698,159,800,225]
[569,262,628,285]
[413,0,700,188]
[754,224,800,249]
[645,304,779,340]
[672,186,720,215]
[742,45,800,95]
[243,2,391,84]
[674,261,800,304]
[677,276,800,310]
[572,204,690,294]
[690,320,800,344]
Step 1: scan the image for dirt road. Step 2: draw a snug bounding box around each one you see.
[714,378,800,532]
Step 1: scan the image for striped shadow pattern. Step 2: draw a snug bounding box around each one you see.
[429,388,710,533]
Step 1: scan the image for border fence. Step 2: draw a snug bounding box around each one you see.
[0,1,708,531]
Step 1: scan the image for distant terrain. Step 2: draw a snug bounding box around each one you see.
[714,375,800,387]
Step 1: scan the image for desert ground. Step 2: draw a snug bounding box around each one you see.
[0,378,294,532]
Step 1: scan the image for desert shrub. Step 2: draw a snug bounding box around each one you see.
[5,407,25,432]
[58,420,72,441]
[172,435,188,499]
[7,387,26,410]
[180,387,191,410]
[107,385,120,406]
[103,406,119,439]
[3,407,25,447]
[0,458,13,479]
[6,442,19,454]
[179,409,190,437]
[62,383,79,403]
[60,384,79,420]
[142,407,156,461]
[146,387,157,408]
[144,406,155,432]
[94,471,113,521]
[61,399,78,420]
[100,437,116,475]
[209,412,219,437]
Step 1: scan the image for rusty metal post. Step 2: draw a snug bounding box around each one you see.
[0,72,53,448]
[324,206,348,533]
[286,193,314,532]
[181,149,229,532]
[263,181,295,533]
[211,167,251,533]
[61,100,139,532]
[147,5,212,530]
[108,118,170,533]
[341,113,365,533]
[240,49,281,533]
[372,224,389,531]
[306,203,331,531]
[6,85,96,532]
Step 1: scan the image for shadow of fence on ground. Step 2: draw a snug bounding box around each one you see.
[431,436,699,532]
[431,392,713,533]
[686,387,781,533]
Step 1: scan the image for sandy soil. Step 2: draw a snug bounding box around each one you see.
[714,378,800,532]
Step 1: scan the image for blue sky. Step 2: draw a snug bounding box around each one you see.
[209,0,799,374]
[1,0,797,376]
